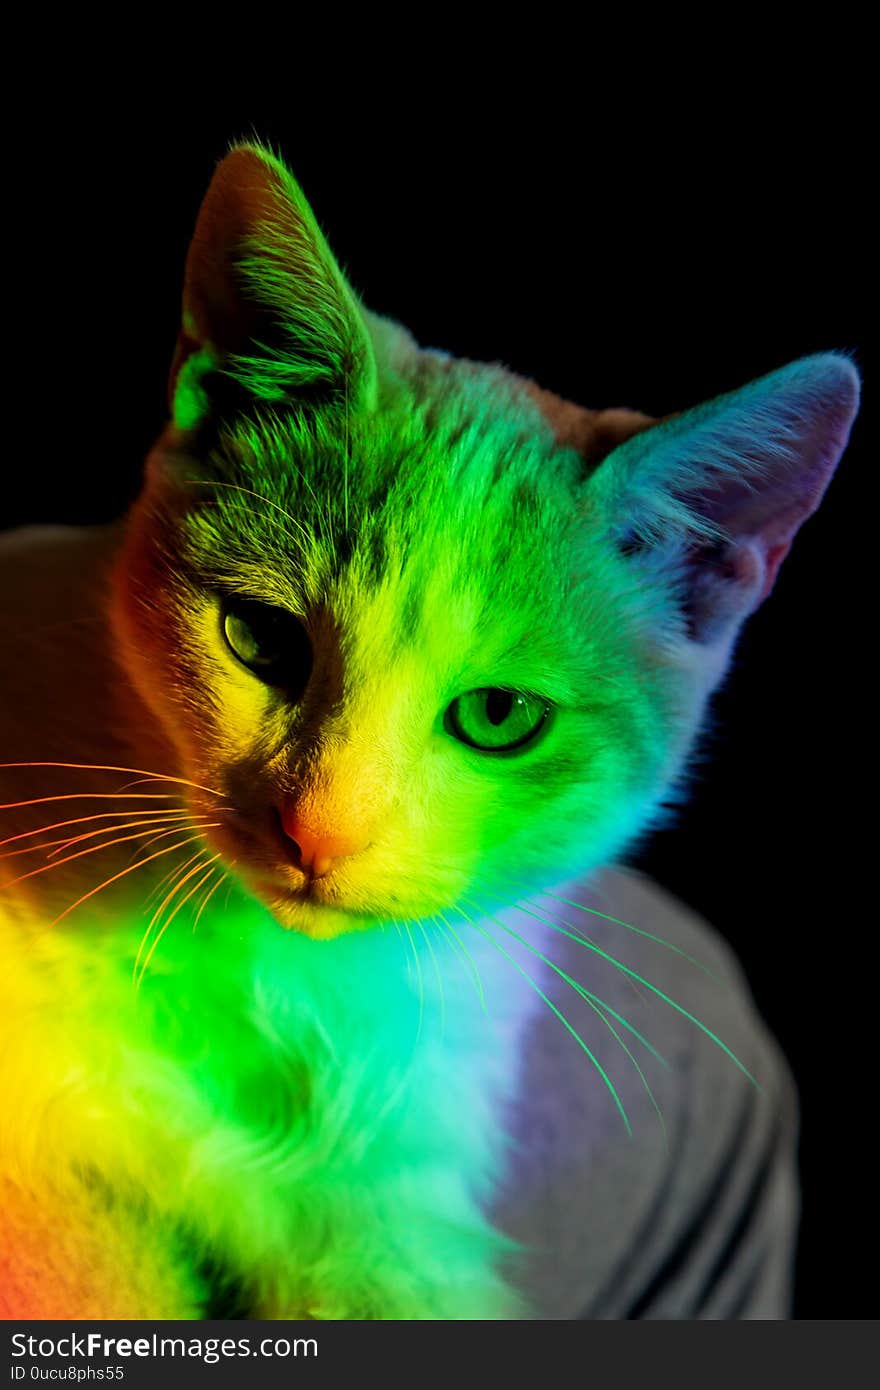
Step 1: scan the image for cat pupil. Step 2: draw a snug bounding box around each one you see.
[486,690,514,725]
[222,597,312,698]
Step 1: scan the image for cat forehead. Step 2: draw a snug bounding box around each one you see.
[191,385,585,586]
[178,400,588,693]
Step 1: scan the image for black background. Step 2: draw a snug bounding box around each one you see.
[3,64,873,1318]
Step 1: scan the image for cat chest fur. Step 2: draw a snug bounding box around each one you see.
[1,900,538,1318]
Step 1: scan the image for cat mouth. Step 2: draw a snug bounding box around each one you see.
[255,874,349,910]
[204,806,415,935]
[251,876,371,939]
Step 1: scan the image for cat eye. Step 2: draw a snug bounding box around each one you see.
[221,596,313,696]
[444,688,551,753]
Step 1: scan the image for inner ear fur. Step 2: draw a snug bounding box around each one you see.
[169,142,377,430]
[586,353,860,645]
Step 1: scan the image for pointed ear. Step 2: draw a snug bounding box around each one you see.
[168,141,377,430]
[589,353,860,647]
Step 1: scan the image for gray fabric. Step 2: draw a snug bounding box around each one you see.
[491,866,799,1319]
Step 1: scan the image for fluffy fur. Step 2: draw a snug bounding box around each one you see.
[0,141,860,1318]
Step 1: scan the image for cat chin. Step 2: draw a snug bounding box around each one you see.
[235,869,375,940]
[257,890,373,941]
[246,870,447,943]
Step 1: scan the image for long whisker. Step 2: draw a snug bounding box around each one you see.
[466,896,669,1069]
[0,824,217,892]
[408,923,425,1035]
[499,872,723,985]
[108,777,183,795]
[0,807,194,851]
[472,873,648,1007]
[400,920,424,1044]
[392,920,408,970]
[0,815,192,863]
[455,899,632,1137]
[419,918,446,1034]
[490,892,759,1089]
[434,910,486,1014]
[111,777,231,814]
[391,921,412,983]
[583,995,668,1145]
[0,762,223,798]
[48,831,214,928]
[223,870,236,912]
[136,858,221,988]
[45,816,206,860]
[460,895,668,1136]
[192,870,227,932]
[435,906,487,1012]
[129,828,204,862]
[145,849,209,906]
[135,850,217,978]
[0,792,195,812]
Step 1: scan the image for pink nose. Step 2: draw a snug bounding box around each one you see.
[279,809,369,878]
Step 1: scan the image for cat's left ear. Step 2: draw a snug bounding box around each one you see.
[168,141,377,430]
[588,353,860,651]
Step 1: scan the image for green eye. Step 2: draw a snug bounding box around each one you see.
[222,597,312,696]
[444,688,551,753]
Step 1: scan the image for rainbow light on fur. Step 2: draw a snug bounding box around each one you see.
[0,138,860,1318]
[1,866,533,1318]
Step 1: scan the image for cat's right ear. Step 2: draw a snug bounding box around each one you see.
[167,142,377,432]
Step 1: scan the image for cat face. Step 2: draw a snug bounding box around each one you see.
[111,143,859,939]
[112,384,682,938]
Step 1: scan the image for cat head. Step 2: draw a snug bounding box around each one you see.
[111,142,860,939]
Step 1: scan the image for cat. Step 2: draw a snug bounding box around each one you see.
[0,139,859,1319]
